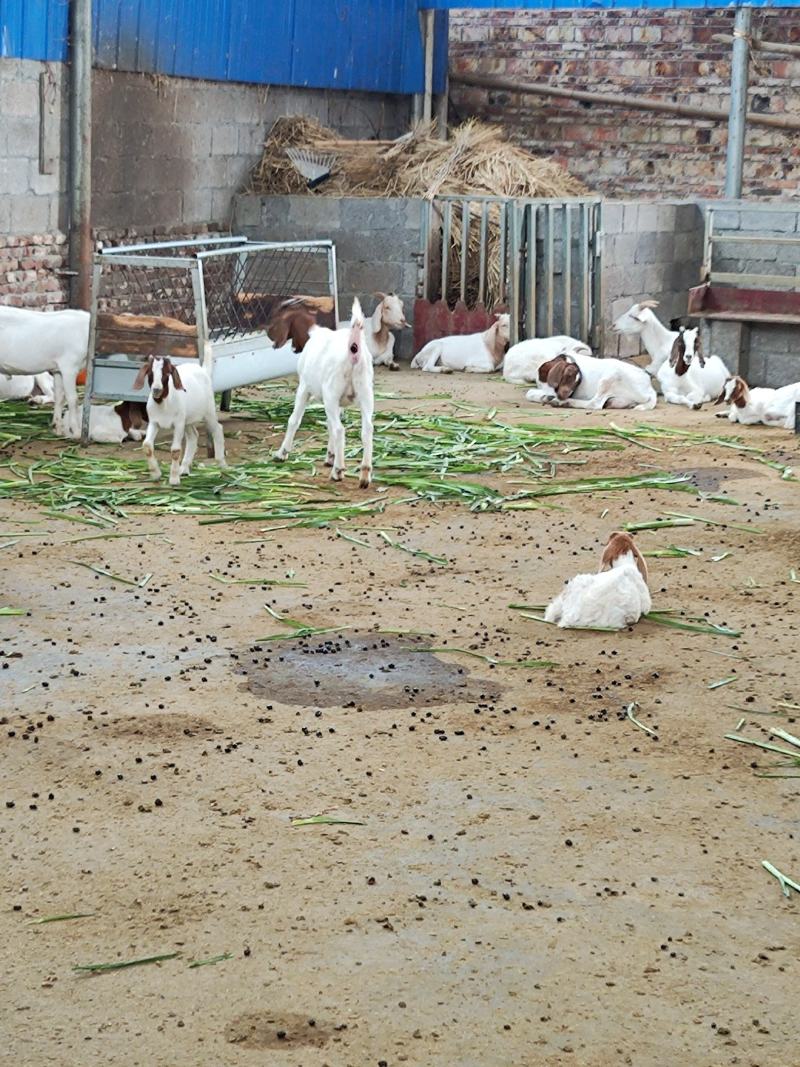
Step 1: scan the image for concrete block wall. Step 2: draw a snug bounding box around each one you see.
[0,57,409,308]
[701,202,800,386]
[234,195,424,359]
[603,200,704,357]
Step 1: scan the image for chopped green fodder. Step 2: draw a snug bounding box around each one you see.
[0,399,783,526]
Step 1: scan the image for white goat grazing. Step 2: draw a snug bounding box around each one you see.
[611,299,678,376]
[716,375,800,430]
[545,531,651,630]
[525,350,657,410]
[133,356,226,486]
[0,372,55,405]
[656,326,729,409]
[273,297,374,488]
[0,306,90,434]
[411,314,510,374]
[65,401,149,444]
[502,334,592,384]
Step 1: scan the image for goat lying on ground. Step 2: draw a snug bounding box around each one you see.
[356,293,408,370]
[545,531,651,630]
[657,327,728,409]
[272,297,374,488]
[65,401,149,444]
[525,350,657,410]
[534,354,583,401]
[715,375,800,430]
[133,356,226,485]
[0,371,55,405]
[0,306,90,434]
[411,314,510,374]
[611,299,678,376]
[502,334,591,384]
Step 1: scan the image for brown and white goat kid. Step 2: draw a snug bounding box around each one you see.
[133,355,226,486]
[536,354,583,402]
[272,297,374,488]
[656,326,728,408]
[544,531,651,630]
[410,314,510,373]
[715,374,800,430]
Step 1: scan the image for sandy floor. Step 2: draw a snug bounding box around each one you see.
[1,371,798,1067]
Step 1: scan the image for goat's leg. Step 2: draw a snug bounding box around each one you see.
[142,423,161,481]
[326,399,345,481]
[415,343,451,374]
[206,413,227,467]
[168,421,185,486]
[324,412,335,467]
[61,371,80,439]
[274,385,309,461]
[524,387,555,405]
[662,389,695,408]
[179,425,199,476]
[51,372,65,434]
[358,396,374,489]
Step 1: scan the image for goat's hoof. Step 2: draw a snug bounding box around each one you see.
[273,450,287,463]
[178,466,191,476]
[169,476,181,487]
[330,468,344,482]
[359,470,372,489]
[149,472,162,482]
[324,453,335,467]
[389,363,400,372]
[691,403,703,411]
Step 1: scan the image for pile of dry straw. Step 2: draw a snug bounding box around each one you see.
[246,116,587,307]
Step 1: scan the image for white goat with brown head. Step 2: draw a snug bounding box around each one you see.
[411,313,510,374]
[272,297,374,488]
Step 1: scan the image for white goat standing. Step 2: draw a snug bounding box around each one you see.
[656,326,728,409]
[0,372,55,405]
[502,334,592,384]
[545,532,652,630]
[411,314,510,373]
[133,356,226,486]
[0,306,90,434]
[274,297,374,488]
[716,375,800,430]
[611,299,677,376]
[525,350,657,410]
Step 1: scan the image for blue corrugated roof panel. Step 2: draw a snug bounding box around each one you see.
[423,0,799,6]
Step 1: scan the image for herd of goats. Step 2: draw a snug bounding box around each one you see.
[0,290,797,631]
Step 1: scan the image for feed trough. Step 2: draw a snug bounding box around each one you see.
[80,235,338,443]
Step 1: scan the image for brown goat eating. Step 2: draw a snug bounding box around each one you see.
[268,296,335,354]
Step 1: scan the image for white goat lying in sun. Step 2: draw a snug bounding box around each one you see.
[411,314,510,373]
[544,531,651,630]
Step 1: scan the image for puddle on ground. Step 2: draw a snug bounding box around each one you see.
[238,633,501,710]
[681,466,759,493]
[226,1011,332,1050]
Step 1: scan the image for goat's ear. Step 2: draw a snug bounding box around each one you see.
[132,357,152,391]
[268,314,290,349]
[373,291,388,303]
[669,334,685,367]
[170,364,184,391]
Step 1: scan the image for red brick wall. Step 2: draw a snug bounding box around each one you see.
[0,224,222,310]
[449,8,800,197]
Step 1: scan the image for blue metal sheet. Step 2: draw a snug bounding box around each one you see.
[422,0,799,6]
[2,0,447,92]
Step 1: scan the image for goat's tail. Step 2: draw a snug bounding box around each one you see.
[348,297,365,366]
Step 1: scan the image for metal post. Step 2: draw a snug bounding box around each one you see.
[725,5,752,199]
[69,0,92,310]
[422,8,435,124]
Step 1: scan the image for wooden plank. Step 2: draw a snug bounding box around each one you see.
[95,312,199,358]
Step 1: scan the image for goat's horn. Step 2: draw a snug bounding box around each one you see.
[638,299,660,310]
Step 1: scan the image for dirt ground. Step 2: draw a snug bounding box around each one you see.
[1,370,798,1067]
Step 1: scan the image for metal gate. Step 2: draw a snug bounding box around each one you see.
[415,195,602,351]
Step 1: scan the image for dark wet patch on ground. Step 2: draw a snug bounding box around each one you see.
[237,632,501,710]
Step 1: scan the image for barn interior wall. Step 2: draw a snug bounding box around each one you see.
[449,7,800,199]
[0,58,409,308]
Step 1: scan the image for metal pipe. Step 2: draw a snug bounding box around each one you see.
[69,0,92,310]
[451,70,800,132]
[435,72,449,140]
[725,6,752,199]
[422,8,435,124]
[713,32,800,58]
